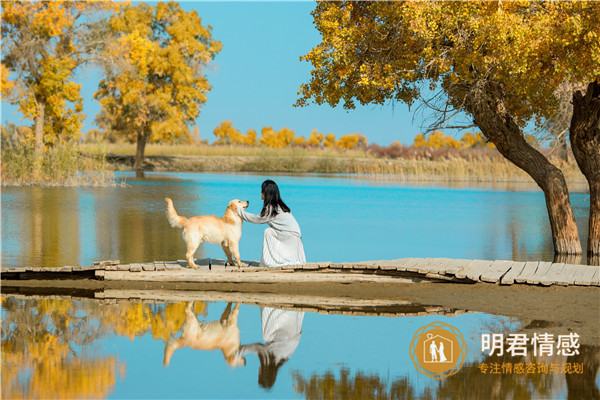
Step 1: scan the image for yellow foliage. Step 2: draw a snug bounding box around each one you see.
[259,126,295,148]
[292,136,306,146]
[306,129,324,147]
[2,1,121,146]
[413,134,427,148]
[95,2,221,147]
[297,1,600,130]
[336,133,367,149]
[324,133,336,148]
[213,120,255,145]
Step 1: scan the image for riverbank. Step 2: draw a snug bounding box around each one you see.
[1,141,588,186]
[100,150,586,185]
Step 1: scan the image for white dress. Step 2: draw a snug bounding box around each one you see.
[260,307,304,363]
[238,207,306,267]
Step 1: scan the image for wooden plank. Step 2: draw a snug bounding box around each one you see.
[500,261,526,285]
[573,265,597,286]
[117,264,130,271]
[407,258,433,273]
[555,264,580,286]
[130,264,142,272]
[591,268,600,286]
[440,259,472,275]
[515,261,539,283]
[165,263,182,270]
[418,258,450,274]
[141,263,156,271]
[538,263,565,286]
[527,261,553,285]
[396,258,422,272]
[480,260,514,283]
[102,270,419,284]
[57,266,73,272]
[455,260,493,281]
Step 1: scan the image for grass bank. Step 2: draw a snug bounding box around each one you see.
[81,143,586,185]
[1,137,118,187]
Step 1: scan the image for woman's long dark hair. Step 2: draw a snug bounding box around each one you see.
[260,180,290,217]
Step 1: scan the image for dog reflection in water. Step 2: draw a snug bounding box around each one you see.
[163,302,246,368]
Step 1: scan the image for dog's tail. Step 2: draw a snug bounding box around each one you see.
[165,198,188,229]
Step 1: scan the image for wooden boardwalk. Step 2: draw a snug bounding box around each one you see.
[1,257,599,287]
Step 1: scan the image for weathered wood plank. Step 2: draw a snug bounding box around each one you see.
[480,260,514,283]
[527,261,553,285]
[500,262,526,285]
[102,270,419,284]
[573,265,597,286]
[555,264,580,286]
[591,268,600,286]
[407,258,433,273]
[418,258,450,275]
[455,260,493,281]
[440,259,472,275]
[515,261,539,283]
[538,263,566,286]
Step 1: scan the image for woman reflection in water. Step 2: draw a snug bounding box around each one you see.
[237,307,305,389]
[237,180,306,268]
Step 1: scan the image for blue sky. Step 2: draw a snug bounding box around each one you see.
[1,1,450,146]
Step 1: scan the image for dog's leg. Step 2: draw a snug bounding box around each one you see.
[221,243,234,266]
[220,302,233,325]
[229,241,242,268]
[185,233,201,269]
[228,303,241,326]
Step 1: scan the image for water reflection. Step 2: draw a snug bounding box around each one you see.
[1,172,595,267]
[163,302,245,368]
[238,308,305,389]
[1,295,598,399]
[1,296,121,399]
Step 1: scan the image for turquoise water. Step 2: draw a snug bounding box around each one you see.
[1,173,598,398]
[0,172,592,268]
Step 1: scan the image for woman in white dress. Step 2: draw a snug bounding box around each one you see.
[237,180,306,267]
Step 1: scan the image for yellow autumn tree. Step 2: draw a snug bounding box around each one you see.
[323,133,336,148]
[213,121,256,145]
[259,126,295,148]
[298,1,600,256]
[292,136,306,146]
[337,133,367,150]
[306,129,324,147]
[95,2,222,172]
[1,1,121,176]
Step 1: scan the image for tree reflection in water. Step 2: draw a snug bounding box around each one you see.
[294,346,600,399]
[0,297,207,399]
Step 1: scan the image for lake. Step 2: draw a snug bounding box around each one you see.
[1,172,598,399]
[0,172,594,268]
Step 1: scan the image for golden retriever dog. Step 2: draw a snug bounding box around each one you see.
[163,302,246,368]
[165,198,249,269]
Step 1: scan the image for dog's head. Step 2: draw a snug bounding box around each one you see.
[227,199,249,214]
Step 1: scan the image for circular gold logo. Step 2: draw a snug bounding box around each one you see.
[409,321,467,379]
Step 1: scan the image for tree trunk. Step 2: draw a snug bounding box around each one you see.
[33,97,45,179]
[570,81,600,260]
[133,129,148,172]
[466,81,582,255]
